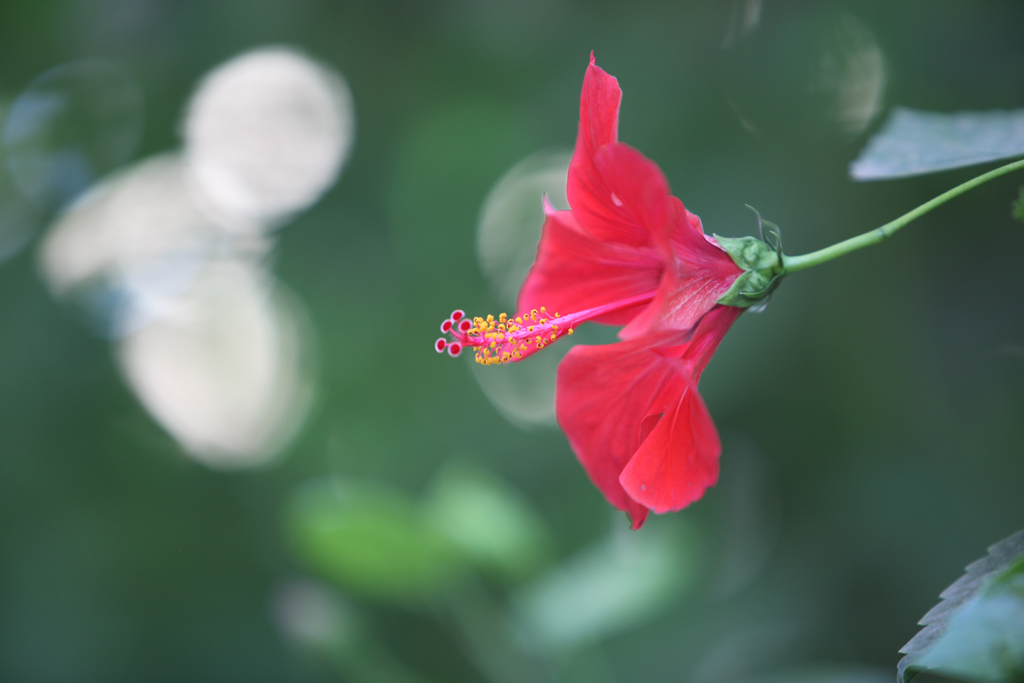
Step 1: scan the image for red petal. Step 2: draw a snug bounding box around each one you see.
[568,57,665,247]
[619,200,744,339]
[517,203,663,325]
[618,305,742,512]
[681,305,744,381]
[555,331,692,528]
[619,382,721,513]
[575,54,621,182]
[569,139,672,248]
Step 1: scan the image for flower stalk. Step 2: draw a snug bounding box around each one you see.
[782,157,1024,274]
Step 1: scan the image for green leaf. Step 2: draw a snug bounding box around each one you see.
[423,463,553,582]
[898,529,1024,683]
[850,107,1024,181]
[286,479,464,601]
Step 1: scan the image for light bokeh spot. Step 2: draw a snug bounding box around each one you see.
[39,154,221,336]
[117,259,316,467]
[476,149,570,308]
[272,578,355,649]
[473,150,571,428]
[813,13,886,137]
[183,46,355,229]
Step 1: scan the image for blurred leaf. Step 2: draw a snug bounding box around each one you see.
[898,529,1024,683]
[1012,186,1024,224]
[850,107,1024,181]
[287,480,464,601]
[514,518,700,650]
[424,463,553,582]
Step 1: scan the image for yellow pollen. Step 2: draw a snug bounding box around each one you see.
[457,304,571,367]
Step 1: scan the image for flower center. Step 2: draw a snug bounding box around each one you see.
[434,290,657,365]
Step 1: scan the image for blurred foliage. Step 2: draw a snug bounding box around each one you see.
[288,479,464,601]
[1,1,1023,682]
[423,462,553,582]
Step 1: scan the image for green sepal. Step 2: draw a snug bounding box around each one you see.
[715,269,783,308]
[713,235,779,271]
[713,234,784,308]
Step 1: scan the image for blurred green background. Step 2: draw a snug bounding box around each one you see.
[1,1,1023,681]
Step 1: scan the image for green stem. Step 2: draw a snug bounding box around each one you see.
[782,157,1024,274]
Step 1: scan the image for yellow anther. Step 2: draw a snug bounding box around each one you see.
[567,328,574,335]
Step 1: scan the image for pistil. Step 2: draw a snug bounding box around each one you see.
[435,290,657,365]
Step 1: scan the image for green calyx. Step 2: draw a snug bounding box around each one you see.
[713,234,785,309]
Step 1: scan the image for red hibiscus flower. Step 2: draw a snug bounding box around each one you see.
[437,54,774,528]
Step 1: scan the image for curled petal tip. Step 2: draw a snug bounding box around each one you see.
[628,507,649,530]
[541,194,558,216]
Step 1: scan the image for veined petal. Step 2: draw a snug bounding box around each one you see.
[556,330,693,529]
[619,200,743,339]
[517,201,663,325]
[575,52,620,173]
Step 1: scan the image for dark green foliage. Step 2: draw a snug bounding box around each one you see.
[1012,186,1024,224]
